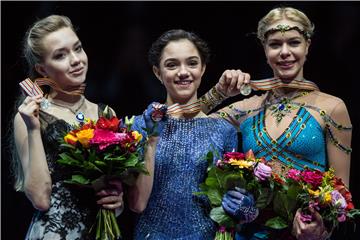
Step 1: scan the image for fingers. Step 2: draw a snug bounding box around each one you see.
[218,69,251,97]
[98,192,124,210]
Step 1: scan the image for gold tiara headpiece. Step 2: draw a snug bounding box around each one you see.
[264,24,311,40]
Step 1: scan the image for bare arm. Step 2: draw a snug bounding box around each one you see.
[14,96,52,211]
[326,100,352,186]
[127,136,158,213]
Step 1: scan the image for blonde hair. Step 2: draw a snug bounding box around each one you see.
[12,15,75,192]
[23,15,75,78]
[257,7,314,42]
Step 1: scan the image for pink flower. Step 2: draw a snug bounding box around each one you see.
[223,152,245,163]
[331,190,347,209]
[300,170,323,188]
[287,169,301,181]
[218,226,226,233]
[90,129,127,150]
[254,162,272,181]
[216,160,224,168]
[337,213,347,222]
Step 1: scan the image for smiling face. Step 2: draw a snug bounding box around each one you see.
[35,27,88,90]
[264,19,311,81]
[153,39,206,105]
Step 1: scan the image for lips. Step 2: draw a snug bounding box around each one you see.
[174,79,193,85]
[277,61,295,69]
[70,67,84,75]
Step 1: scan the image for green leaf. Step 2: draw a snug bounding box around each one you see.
[224,173,246,191]
[207,188,222,206]
[205,177,219,188]
[256,187,273,209]
[265,216,288,229]
[210,206,234,227]
[65,175,91,185]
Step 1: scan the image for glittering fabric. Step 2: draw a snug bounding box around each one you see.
[132,116,238,240]
[25,104,110,240]
[240,107,326,172]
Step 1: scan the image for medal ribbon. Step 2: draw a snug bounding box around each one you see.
[250,78,319,91]
[167,101,201,116]
[19,78,44,97]
[34,77,86,95]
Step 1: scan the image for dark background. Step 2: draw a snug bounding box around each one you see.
[2,1,360,239]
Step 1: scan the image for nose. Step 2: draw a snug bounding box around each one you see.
[280,44,291,58]
[69,51,81,66]
[177,65,189,78]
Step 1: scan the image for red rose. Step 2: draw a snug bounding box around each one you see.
[300,169,323,189]
[96,117,120,132]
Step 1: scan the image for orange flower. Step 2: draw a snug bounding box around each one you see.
[64,133,78,145]
[76,129,94,148]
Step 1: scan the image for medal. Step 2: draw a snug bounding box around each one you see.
[39,98,51,110]
[240,84,252,96]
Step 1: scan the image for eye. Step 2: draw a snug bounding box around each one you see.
[165,61,177,69]
[53,53,66,60]
[75,44,83,52]
[288,40,301,47]
[188,60,200,68]
[268,42,281,49]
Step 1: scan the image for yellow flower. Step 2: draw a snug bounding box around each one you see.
[308,189,320,197]
[323,191,332,204]
[64,133,78,145]
[76,129,94,148]
[229,159,254,169]
[132,131,143,143]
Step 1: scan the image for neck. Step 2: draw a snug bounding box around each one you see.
[48,90,82,104]
[165,95,198,106]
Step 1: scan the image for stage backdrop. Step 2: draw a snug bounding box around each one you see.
[2,1,360,239]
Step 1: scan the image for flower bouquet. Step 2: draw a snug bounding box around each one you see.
[266,167,360,234]
[57,109,148,240]
[196,150,273,240]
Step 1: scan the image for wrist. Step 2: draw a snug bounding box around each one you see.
[215,83,228,98]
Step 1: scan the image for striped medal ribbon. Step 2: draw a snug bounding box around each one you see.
[19,77,86,110]
[166,101,201,116]
[250,78,319,91]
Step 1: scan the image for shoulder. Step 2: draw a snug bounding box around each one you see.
[309,91,351,125]
[209,117,238,134]
[230,92,267,111]
[311,91,349,114]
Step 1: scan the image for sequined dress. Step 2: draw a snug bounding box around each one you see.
[25,104,107,240]
[132,116,238,240]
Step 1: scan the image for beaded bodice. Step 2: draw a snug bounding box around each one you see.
[240,106,326,171]
[132,116,238,239]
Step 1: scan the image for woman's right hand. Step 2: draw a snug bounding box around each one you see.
[143,102,167,137]
[216,69,251,97]
[18,95,42,130]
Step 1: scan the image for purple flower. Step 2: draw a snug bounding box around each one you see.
[331,190,347,209]
[254,162,272,181]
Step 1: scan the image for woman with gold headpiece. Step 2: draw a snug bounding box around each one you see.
[11,15,123,239]
[200,6,352,240]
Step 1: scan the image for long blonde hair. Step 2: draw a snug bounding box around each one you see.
[11,15,75,191]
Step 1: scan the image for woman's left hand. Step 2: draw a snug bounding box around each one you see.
[96,179,123,210]
[292,208,330,240]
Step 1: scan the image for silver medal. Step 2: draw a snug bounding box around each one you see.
[40,98,51,110]
[240,84,252,96]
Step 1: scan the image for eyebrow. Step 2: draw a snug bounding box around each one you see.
[52,40,81,53]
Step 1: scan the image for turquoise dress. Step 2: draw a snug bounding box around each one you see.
[234,106,327,240]
[132,116,238,240]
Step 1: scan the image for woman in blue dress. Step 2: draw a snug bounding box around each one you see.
[127,29,240,239]
[200,6,352,240]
